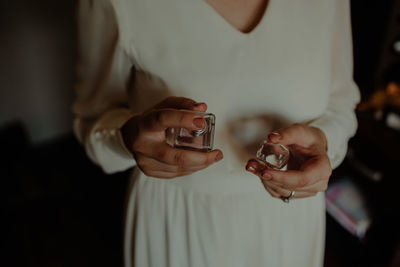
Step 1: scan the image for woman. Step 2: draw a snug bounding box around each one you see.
[73,0,360,266]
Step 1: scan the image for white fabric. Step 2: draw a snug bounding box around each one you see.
[74,0,360,266]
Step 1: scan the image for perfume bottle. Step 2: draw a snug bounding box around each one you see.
[256,141,290,170]
[166,110,215,152]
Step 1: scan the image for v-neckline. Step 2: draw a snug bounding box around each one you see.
[201,0,272,38]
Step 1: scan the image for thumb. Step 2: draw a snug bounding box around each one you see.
[268,124,315,148]
[155,96,207,112]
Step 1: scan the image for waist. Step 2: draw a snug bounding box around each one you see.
[132,161,265,195]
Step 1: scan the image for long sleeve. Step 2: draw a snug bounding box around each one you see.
[73,0,136,173]
[308,0,360,169]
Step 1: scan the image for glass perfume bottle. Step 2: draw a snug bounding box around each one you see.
[256,141,290,170]
[166,110,215,152]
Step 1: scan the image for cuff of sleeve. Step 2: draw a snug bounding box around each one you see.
[89,108,137,174]
[308,114,347,169]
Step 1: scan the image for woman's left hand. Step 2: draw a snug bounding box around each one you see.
[246,123,332,200]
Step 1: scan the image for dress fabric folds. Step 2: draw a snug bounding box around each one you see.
[73,0,360,266]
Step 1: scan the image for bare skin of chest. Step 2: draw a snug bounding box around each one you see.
[205,0,269,33]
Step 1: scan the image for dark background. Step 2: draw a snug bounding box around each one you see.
[2,0,400,266]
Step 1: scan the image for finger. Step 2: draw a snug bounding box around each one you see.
[261,179,290,197]
[142,108,207,131]
[245,159,267,175]
[150,143,223,167]
[248,155,328,195]
[282,190,316,198]
[268,124,315,148]
[295,179,329,193]
[261,173,330,194]
[260,180,318,199]
[190,102,207,112]
[261,170,312,191]
[142,170,195,179]
[136,153,215,173]
[155,96,207,112]
[264,184,281,198]
[261,156,331,191]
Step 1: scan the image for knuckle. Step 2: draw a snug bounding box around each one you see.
[274,173,284,183]
[260,179,269,187]
[205,153,215,165]
[266,187,280,198]
[132,139,143,153]
[326,165,333,177]
[178,112,186,126]
[176,171,193,178]
[175,163,186,172]
[178,97,192,107]
[324,174,331,183]
[294,123,308,138]
[174,151,186,166]
[141,168,152,177]
[163,172,175,179]
[166,96,175,102]
[161,96,176,106]
[320,163,332,181]
[267,189,278,198]
[135,156,146,167]
[135,123,145,136]
[156,148,167,161]
[298,176,309,187]
[293,123,304,132]
[320,183,329,192]
[154,110,168,126]
[137,116,150,131]
[155,111,166,126]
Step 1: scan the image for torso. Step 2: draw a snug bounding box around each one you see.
[204,0,270,33]
[120,2,332,265]
[116,0,334,167]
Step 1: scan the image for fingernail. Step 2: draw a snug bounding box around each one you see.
[270,132,281,139]
[215,152,223,162]
[193,102,205,107]
[268,132,281,143]
[193,118,205,128]
[262,171,272,180]
[246,166,256,173]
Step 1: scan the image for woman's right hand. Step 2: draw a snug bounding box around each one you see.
[121,97,223,178]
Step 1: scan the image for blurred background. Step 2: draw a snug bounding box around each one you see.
[2,0,400,266]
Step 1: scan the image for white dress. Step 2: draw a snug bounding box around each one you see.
[73,0,360,266]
